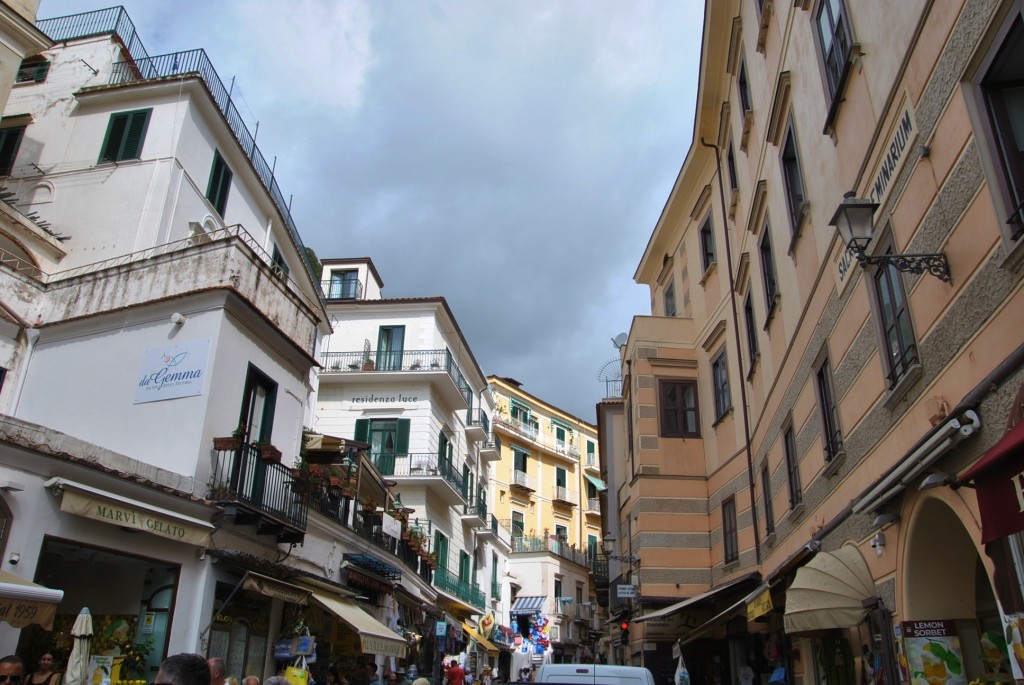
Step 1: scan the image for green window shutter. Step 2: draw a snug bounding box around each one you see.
[438,430,448,460]
[459,551,470,581]
[99,109,151,163]
[121,110,150,160]
[100,113,128,162]
[206,150,233,216]
[354,419,368,443]
[0,127,26,176]
[396,419,410,455]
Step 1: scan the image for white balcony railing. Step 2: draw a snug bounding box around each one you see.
[511,469,536,491]
[552,486,579,506]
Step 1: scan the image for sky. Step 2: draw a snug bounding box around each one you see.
[40,0,704,421]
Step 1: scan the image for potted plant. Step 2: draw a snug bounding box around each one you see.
[362,358,375,371]
[212,424,246,451]
[207,480,236,501]
[360,495,378,513]
[259,442,283,464]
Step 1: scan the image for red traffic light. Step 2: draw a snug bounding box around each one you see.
[620,621,629,631]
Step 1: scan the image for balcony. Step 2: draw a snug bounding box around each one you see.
[319,349,472,408]
[480,434,501,462]
[493,416,580,463]
[209,441,307,543]
[585,498,601,516]
[553,440,581,459]
[370,452,467,506]
[433,566,486,610]
[510,469,536,493]
[573,603,595,624]
[478,515,512,548]
[552,486,579,507]
[592,555,609,588]
[320,278,363,300]
[466,409,490,442]
[512,535,590,568]
[584,455,600,471]
[462,500,488,526]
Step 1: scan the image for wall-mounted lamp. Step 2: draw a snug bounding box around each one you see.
[830,191,951,282]
[602,532,641,567]
[7,552,20,565]
[919,472,961,491]
[871,531,885,556]
[871,513,899,529]
[170,312,186,326]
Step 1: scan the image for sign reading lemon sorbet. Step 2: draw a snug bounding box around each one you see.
[901,620,966,685]
[59,489,212,547]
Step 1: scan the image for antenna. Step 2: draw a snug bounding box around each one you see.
[595,358,623,399]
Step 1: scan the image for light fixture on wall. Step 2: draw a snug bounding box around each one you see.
[918,472,962,491]
[871,513,899,529]
[830,191,951,282]
[602,532,640,567]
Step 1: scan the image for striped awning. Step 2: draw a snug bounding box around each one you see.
[584,474,607,492]
[510,595,546,614]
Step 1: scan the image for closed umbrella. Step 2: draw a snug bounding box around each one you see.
[65,607,94,685]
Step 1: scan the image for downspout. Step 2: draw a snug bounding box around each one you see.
[700,136,762,565]
[11,326,41,418]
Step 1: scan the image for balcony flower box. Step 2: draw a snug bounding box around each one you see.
[213,436,243,451]
[260,444,283,464]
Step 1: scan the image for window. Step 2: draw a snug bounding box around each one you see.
[554,578,563,602]
[762,466,775,536]
[99,109,151,163]
[781,122,807,232]
[760,224,779,313]
[586,441,596,466]
[555,467,567,498]
[0,127,26,176]
[270,244,289,279]
[872,238,917,387]
[491,553,499,595]
[700,217,716,272]
[206,150,233,216]
[784,426,802,508]
[979,13,1024,235]
[459,550,470,581]
[513,446,528,474]
[817,0,852,100]
[588,534,598,563]
[815,355,843,462]
[722,497,738,564]
[511,510,525,537]
[239,364,277,444]
[658,379,700,438]
[555,524,568,542]
[711,350,732,421]
[743,294,758,362]
[664,281,676,317]
[354,418,410,474]
[726,142,739,191]
[16,57,50,83]
[738,58,752,115]
[376,325,405,371]
[434,531,449,570]
[328,270,360,299]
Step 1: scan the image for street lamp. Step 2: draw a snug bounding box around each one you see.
[830,191,951,282]
[602,532,640,567]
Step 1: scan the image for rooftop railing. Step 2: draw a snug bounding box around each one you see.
[320,278,363,300]
[39,7,151,65]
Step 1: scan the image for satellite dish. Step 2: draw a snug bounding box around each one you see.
[611,332,628,348]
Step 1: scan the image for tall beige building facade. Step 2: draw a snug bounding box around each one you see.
[600,3,1024,685]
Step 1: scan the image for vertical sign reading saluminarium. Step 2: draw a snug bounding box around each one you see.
[134,339,210,404]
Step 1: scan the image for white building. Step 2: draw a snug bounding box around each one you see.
[0,8,407,679]
[313,257,512,675]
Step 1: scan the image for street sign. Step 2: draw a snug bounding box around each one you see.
[616,584,638,599]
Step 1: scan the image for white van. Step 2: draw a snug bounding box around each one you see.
[532,664,657,685]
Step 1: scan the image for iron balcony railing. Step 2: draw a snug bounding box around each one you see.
[35,5,317,287]
[586,498,601,513]
[467,408,490,434]
[320,278,363,300]
[370,451,466,499]
[320,349,472,403]
[433,566,485,609]
[488,515,513,546]
[512,535,590,567]
[464,500,488,520]
[499,518,524,539]
[510,469,536,491]
[552,486,579,506]
[495,416,583,460]
[574,604,595,622]
[209,442,307,533]
[483,435,502,453]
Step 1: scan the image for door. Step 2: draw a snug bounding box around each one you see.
[369,420,398,475]
[376,325,405,371]
[234,365,277,504]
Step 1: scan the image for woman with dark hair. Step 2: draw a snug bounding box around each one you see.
[29,654,60,685]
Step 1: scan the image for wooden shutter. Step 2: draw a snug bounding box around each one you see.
[354,419,368,443]
[396,419,410,455]
[122,109,150,159]
[100,113,128,162]
[0,127,25,176]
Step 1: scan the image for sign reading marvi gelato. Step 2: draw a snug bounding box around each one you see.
[134,339,210,404]
[59,488,212,547]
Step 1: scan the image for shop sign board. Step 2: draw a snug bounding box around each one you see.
[59,488,213,547]
[747,588,774,621]
[89,655,114,685]
[643,612,704,641]
[134,339,210,404]
[436,621,448,637]
[381,513,401,539]
[617,584,638,599]
[901,620,967,685]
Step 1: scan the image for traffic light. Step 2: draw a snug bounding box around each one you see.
[619,618,630,645]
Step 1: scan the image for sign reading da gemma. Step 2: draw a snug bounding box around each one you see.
[134,339,210,404]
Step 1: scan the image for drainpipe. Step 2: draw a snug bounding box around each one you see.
[10,326,41,418]
[699,136,762,565]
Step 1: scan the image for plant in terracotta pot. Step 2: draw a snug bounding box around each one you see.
[259,441,283,464]
[212,424,246,451]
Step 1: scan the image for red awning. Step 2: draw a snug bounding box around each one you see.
[959,421,1024,543]
[960,421,1024,483]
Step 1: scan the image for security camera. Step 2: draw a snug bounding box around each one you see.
[871,532,885,554]
[8,552,20,565]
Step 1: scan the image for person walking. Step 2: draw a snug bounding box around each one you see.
[447,662,464,685]
[208,659,227,685]
[156,654,212,685]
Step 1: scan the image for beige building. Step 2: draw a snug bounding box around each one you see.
[489,376,604,664]
[600,2,1024,685]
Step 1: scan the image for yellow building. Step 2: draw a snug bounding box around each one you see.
[489,376,604,663]
[601,1,1024,684]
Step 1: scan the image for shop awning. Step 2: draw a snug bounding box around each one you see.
[510,595,545,614]
[462,622,501,654]
[308,589,407,658]
[344,554,402,581]
[783,546,876,634]
[957,420,1024,543]
[242,572,310,605]
[44,477,214,547]
[0,570,64,630]
[634,572,761,622]
[584,474,608,492]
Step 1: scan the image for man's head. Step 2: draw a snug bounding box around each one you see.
[0,656,24,685]
[243,677,261,685]
[156,654,210,685]
[264,678,288,685]
[208,658,227,685]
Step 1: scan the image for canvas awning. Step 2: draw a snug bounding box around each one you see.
[0,570,64,630]
[510,595,546,614]
[242,572,310,605]
[308,589,407,658]
[634,572,761,622]
[463,622,501,654]
[783,546,876,633]
[584,474,608,492]
[957,402,1024,542]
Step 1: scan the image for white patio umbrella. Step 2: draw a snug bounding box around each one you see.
[65,607,94,685]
